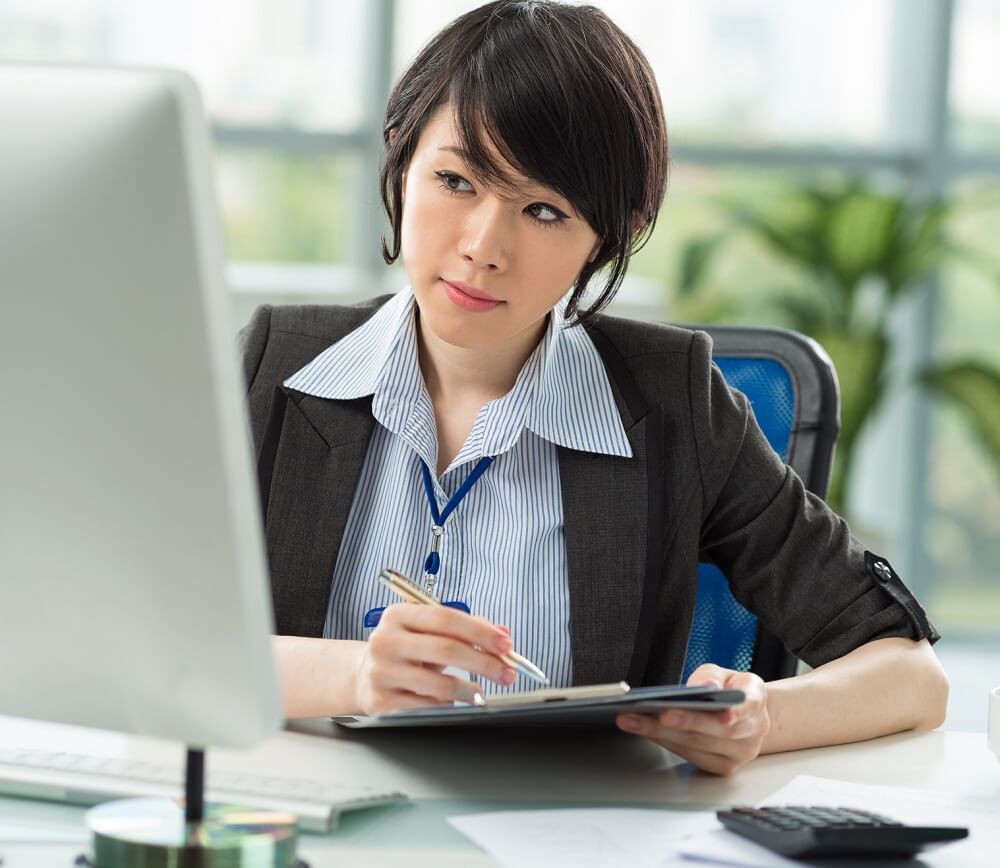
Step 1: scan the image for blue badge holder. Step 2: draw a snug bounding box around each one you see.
[363,600,470,629]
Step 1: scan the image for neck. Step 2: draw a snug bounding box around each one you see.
[416,313,548,406]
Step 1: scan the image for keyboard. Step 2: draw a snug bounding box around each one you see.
[717,805,968,859]
[0,748,406,834]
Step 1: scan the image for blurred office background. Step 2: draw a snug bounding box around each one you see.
[3,0,997,727]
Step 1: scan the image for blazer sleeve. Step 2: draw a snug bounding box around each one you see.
[688,330,941,669]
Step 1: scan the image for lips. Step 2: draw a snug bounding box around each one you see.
[441,279,500,302]
[440,278,503,313]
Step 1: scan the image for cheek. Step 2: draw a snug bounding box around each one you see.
[519,231,595,289]
[400,181,452,267]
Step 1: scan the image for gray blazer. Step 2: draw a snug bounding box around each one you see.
[239,297,938,687]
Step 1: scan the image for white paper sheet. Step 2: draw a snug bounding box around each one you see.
[0,843,88,868]
[448,807,718,868]
[679,775,998,867]
[0,821,90,868]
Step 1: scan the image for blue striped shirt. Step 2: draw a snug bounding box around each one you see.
[283,287,632,695]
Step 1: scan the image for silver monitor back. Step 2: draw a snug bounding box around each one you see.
[0,63,281,748]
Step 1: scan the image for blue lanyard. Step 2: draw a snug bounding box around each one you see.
[419,455,494,594]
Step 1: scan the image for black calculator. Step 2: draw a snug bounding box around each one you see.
[716,806,968,859]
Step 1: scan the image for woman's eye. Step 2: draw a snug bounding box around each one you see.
[526,202,566,225]
[435,171,566,226]
[436,171,473,193]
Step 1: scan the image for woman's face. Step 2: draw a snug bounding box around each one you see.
[399,105,601,352]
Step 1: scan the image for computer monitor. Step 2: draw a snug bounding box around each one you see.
[0,62,281,751]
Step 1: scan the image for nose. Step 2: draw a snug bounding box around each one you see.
[458,196,512,272]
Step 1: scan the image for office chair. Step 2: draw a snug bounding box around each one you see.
[682,325,841,683]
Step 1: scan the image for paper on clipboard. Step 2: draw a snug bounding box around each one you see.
[478,681,630,707]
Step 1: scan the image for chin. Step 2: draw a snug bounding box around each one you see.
[412,281,504,349]
[424,308,500,350]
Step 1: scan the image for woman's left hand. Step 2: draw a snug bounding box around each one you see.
[615,664,770,775]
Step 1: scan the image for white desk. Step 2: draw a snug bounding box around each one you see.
[0,714,996,867]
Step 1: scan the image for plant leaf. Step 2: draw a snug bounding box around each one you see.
[677,234,728,295]
[885,198,949,291]
[921,361,1000,476]
[825,191,903,289]
[811,329,888,513]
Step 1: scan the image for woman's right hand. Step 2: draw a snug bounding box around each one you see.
[353,603,517,715]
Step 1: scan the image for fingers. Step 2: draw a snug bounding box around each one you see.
[654,708,760,740]
[404,633,516,686]
[358,604,518,715]
[615,666,771,775]
[686,662,730,689]
[379,662,484,705]
[360,650,488,711]
[685,667,769,727]
[373,604,515,684]
[421,661,446,674]
[382,604,512,658]
[616,712,758,775]
[621,713,749,749]
[377,691,451,711]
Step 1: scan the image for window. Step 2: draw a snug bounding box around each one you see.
[951,0,1000,153]
[924,180,1000,633]
[0,0,372,270]
[217,149,361,264]
[3,0,998,639]
[592,0,894,148]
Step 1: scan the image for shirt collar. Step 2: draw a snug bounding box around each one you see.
[528,307,632,457]
[283,286,632,459]
[282,287,413,401]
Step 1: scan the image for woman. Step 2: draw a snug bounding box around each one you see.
[240,0,947,775]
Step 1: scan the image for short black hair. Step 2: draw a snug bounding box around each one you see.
[379,0,669,326]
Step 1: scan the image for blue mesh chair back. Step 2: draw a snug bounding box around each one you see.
[681,327,840,683]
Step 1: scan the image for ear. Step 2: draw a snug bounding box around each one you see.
[587,238,602,264]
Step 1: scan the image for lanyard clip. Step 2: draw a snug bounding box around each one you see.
[423,524,445,594]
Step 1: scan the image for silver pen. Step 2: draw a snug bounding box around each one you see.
[378,568,550,685]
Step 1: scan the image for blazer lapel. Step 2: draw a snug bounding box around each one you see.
[559,414,650,685]
[259,387,375,638]
[563,324,667,687]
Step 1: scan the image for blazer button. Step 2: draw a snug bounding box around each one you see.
[873,561,892,583]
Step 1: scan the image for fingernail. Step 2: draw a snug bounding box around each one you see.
[495,636,513,654]
[498,625,511,635]
[618,715,641,732]
[501,668,516,685]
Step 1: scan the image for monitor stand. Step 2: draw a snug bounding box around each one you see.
[77,747,304,867]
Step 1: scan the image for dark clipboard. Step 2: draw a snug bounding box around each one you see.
[331,683,745,729]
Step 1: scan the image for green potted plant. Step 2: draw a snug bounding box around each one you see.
[677,177,1000,514]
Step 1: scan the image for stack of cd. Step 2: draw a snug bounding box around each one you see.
[86,797,299,867]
